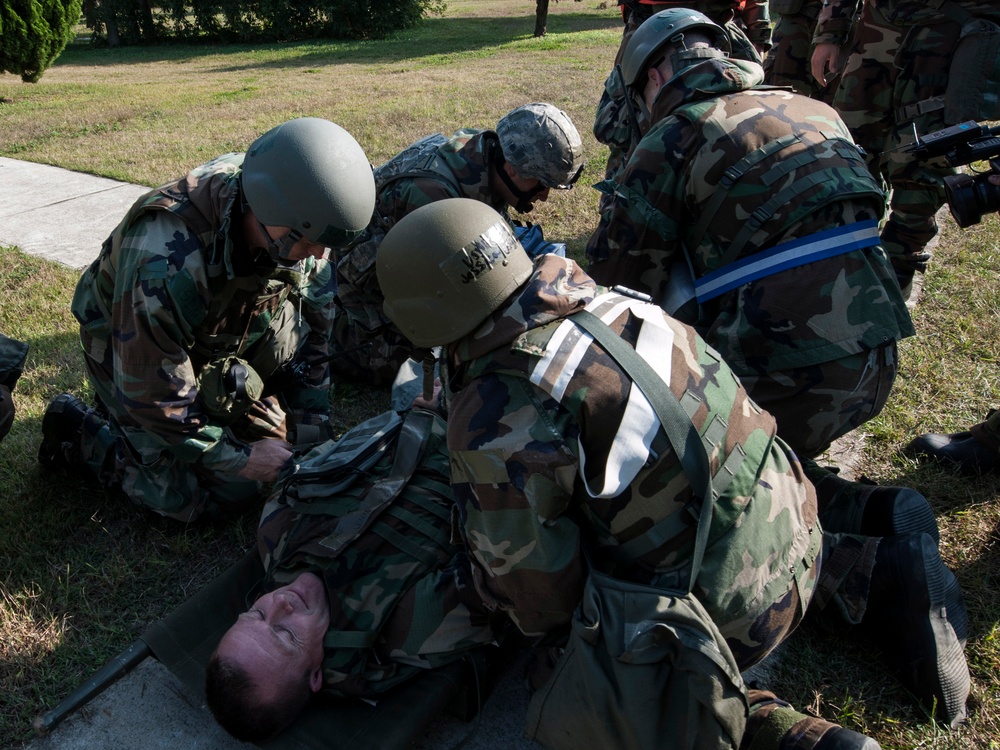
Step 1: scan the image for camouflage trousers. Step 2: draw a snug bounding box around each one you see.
[79,300,317,522]
[724,527,877,673]
[763,1,839,103]
[77,395,288,522]
[834,1,960,273]
[739,341,898,459]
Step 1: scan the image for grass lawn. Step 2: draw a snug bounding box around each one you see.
[2,1,998,747]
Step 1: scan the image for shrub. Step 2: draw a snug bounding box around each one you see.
[82,0,446,45]
[0,0,83,82]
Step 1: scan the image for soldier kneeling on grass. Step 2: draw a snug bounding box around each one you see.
[38,117,375,523]
[328,102,585,386]
[372,198,971,748]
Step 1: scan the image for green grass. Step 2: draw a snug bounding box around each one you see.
[2,1,999,747]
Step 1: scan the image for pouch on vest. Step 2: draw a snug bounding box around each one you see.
[197,355,264,424]
[945,18,1000,122]
[524,569,748,750]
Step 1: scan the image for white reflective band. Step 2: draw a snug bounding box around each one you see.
[530,293,675,498]
[694,219,882,302]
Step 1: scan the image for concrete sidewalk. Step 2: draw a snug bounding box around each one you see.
[0,157,150,269]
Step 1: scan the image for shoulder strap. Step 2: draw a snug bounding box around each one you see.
[570,309,714,593]
[304,409,439,556]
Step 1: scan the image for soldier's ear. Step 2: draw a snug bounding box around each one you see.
[309,665,323,693]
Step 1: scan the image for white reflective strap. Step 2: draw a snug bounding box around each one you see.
[530,293,675,499]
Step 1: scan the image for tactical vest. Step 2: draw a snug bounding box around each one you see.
[602,92,885,310]
[457,290,821,632]
[260,409,491,698]
[372,133,459,202]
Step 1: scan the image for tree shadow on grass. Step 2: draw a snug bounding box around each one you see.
[54,13,620,71]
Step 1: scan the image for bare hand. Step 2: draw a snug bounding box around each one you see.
[237,438,293,482]
[811,43,842,87]
[413,377,442,411]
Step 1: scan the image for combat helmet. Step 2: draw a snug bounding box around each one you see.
[242,117,375,251]
[377,198,534,347]
[496,103,585,189]
[620,8,731,87]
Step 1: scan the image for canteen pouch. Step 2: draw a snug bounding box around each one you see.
[524,568,749,750]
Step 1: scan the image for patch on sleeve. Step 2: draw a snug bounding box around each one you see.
[450,448,510,486]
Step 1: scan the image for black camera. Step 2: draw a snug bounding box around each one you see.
[906,120,1000,228]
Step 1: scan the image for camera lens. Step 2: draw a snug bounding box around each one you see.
[944,172,1000,228]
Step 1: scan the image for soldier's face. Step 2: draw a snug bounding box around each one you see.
[216,572,330,699]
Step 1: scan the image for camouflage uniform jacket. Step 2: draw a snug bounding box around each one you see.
[587,57,914,375]
[72,154,336,474]
[445,254,822,652]
[815,0,1000,44]
[332,130,506,369]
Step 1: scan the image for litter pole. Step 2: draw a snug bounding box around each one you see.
[32,639,151,735]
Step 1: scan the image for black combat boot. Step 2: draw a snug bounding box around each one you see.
[906,430,1000,475]
[806,463,939,544]
[38,392,92,472]
[860,533,970,729]
[0,384,14,440]
[741,690,880,750]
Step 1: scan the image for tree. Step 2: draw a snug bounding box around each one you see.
[1,0,83,83]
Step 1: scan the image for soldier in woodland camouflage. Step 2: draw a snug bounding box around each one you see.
[593,0,772,224]
[587,8,913,462]
[329,103,584,386]
[38,118,376,522]
[812,0,1000,296]
[376,198,971,743]
[763,0,841,103]
[205,408,496,742]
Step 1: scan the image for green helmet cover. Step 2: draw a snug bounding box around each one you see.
[377,198,534,347]
[620,8,731,87]
[496,103,585,189]
[242,117,375,249]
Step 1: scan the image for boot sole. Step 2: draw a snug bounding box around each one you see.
[867,534,970,728]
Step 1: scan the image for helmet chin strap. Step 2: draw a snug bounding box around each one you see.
[495,151,546,213]
[256,218,303,262]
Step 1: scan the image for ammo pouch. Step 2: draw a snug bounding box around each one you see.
[525,568,748,750]
[197,355,264,424]
[945,18,1000,122]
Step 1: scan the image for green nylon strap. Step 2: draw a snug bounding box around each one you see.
[401,478,454,521]
[385,504,453,553]
[570,309,714,592]
[320,409,437,555]
[373,520,446,569]
[687,132,804,257]
[603,440,747,563]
